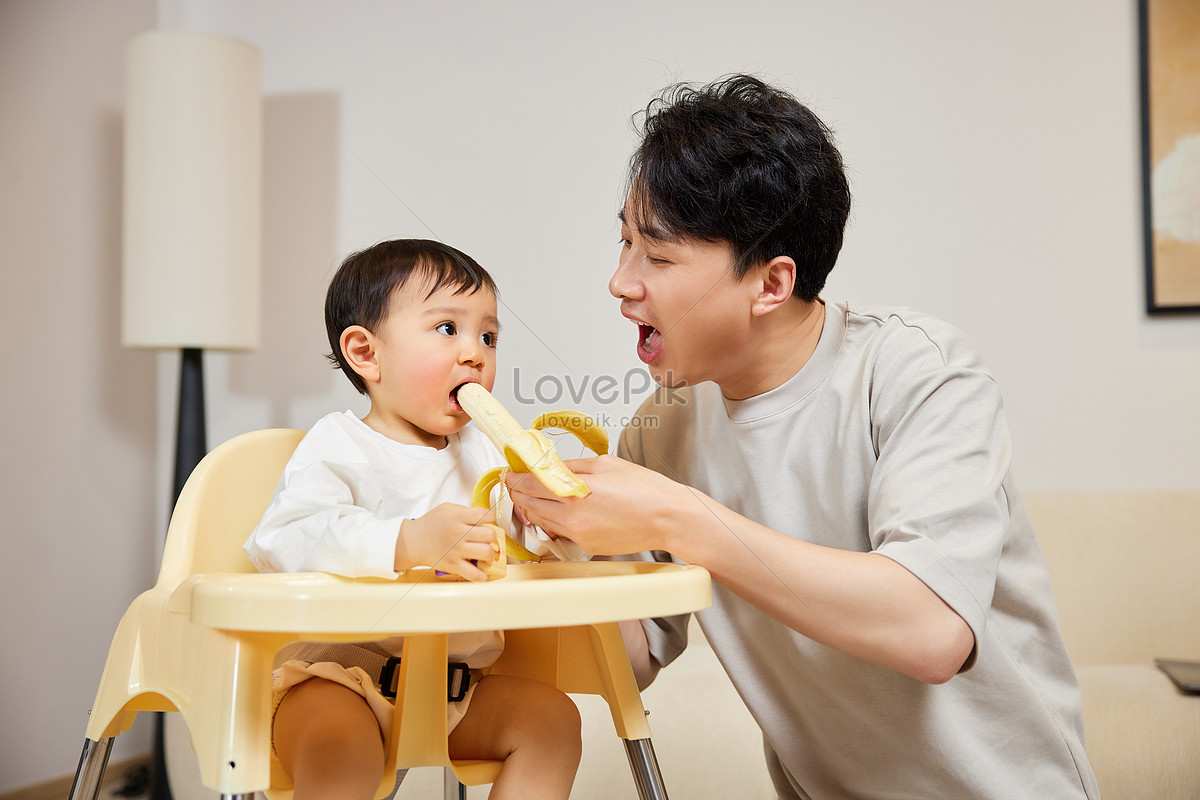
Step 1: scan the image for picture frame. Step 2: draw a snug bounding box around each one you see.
[1139,0,1200,314]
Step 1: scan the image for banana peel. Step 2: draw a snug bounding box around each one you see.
[529,410,610,460]
[472,466,542,563]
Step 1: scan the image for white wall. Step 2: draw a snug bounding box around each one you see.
[166,0,1200,491]
[0,0,159,792]
[3,0,1198,792]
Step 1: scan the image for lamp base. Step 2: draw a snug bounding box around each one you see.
[153,347,208,800]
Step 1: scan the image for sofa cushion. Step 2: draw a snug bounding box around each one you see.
[1024,490,1200,666]
[1077,664,1200,799]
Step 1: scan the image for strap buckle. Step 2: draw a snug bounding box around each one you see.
[379,657,472,702]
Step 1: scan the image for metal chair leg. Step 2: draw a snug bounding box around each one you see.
[624,738,668,800]
[67,737,115,800]
[443,767,466,799]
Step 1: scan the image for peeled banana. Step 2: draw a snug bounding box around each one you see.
[457,382,609,564]
[457,383,609,498]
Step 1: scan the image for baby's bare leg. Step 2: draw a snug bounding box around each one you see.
[448,674,582,800]
[273,677,386,800]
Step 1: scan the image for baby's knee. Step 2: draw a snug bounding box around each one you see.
[275,678,385,769]
[534,686,583,755]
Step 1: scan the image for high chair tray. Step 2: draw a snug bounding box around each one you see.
[181,561,710,635]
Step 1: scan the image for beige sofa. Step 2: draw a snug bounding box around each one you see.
[558,490,1200,799]
[1026,489,1200,800]
[508,490,1200,799]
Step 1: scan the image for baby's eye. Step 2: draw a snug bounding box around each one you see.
[436,322,456,336]
[481,331,498,348]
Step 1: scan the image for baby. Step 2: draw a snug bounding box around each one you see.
[244,238,581,799]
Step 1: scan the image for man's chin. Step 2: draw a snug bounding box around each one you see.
[649,365,688,390]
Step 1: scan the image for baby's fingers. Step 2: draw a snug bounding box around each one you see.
[463,521,504,545]
[442,557,489,582]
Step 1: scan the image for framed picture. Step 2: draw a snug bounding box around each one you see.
[1140,0,1200,313]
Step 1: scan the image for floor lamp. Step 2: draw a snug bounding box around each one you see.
[122,30,262,800]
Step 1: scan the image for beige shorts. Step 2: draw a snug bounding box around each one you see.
[270,658,478,740]
[266,641,488,800]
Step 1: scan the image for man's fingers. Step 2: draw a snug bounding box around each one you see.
[511,494,561,533]
[561,455,603,474]
[503,469,554,499]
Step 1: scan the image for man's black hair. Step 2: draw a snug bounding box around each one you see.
[627,74,852,301]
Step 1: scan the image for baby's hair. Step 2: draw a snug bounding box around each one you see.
[324,238,497,394]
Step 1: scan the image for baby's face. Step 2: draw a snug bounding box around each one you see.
[367,280,500,446]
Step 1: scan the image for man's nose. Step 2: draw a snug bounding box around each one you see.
[609,250,641,300]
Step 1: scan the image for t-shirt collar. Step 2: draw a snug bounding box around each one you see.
[720,299,846,423]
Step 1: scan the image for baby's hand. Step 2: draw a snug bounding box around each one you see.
[395,502,501,582]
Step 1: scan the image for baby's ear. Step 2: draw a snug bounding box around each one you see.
[340,326,380,385]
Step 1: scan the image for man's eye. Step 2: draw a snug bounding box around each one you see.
[436,322,456,336]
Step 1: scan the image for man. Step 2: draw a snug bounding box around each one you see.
[507,75,1099,799]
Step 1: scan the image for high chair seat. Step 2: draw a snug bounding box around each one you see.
[68,428,711,800]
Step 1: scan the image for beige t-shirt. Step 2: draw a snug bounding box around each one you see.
[621,301,1099,800]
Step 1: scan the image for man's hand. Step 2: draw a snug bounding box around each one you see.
[395,502,500,581]
[504,454,687,556]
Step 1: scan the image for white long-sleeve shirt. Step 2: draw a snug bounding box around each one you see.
[244,410,505,579]
[244,410,508,664]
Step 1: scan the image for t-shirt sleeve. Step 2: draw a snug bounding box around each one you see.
[243,425,404,579]
[615,417,693,669]
[866,325,1013,670]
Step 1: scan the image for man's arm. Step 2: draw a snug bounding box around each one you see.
[617,618,661,690]
[506,456,974,685]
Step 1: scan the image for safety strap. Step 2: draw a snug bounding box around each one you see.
[379,657,472,702]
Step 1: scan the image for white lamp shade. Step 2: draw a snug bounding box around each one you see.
[122,31,262,350]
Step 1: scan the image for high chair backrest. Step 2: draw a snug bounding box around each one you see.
[155,428,305,590]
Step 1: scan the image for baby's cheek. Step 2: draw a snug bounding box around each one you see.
[408,362,452,403]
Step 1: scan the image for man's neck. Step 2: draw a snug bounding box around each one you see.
[720,299,826,401]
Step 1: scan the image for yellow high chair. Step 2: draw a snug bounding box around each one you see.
[67,428,710,800]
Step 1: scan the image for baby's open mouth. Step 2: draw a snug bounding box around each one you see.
[450,382,471,410]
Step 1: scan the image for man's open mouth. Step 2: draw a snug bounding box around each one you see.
[637,323,664,364]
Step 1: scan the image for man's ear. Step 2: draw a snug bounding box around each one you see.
[751,256,797,317]
[340,326,381,386]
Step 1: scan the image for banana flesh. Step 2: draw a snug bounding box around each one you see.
[457,383,608,499]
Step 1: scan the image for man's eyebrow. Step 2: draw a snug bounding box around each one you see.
[617,207,678,244]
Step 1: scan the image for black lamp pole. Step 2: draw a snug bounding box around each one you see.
[173,348,208,503]
[150,347,207,800]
